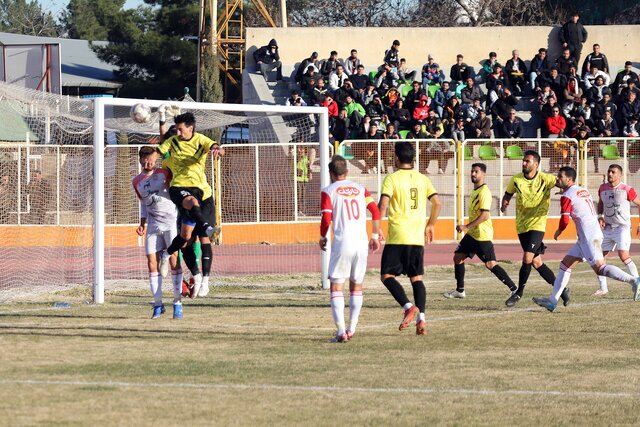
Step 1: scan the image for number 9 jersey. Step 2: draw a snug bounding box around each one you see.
[381,169,437,246]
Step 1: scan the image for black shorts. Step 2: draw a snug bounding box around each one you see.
[518,230,546,257]
[169,187,204,209]
[192,197,215,238]
[381,244,425,277]
[455,234,496,263]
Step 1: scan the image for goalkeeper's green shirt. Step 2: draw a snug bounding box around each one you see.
[157,132,216,200]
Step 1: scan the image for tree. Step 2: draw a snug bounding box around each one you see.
[288,0,408,27]
[0,0,59,36]
[61,0,126,40]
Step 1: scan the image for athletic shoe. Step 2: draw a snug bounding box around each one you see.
[152,304,165,319]
[633,277,640,301]
[532,297,557,312]
[443,290,466,299]
[181,279,190,297]
[416,320,426,336]
[159,251,170,278]
[198,283,209,297]
[505,291,521,307]
[560,287,571,307]
[399,306,419,331]
[346,330,354,340]
[332,333,349,343]
[592,289,609,297]
[189,275,203,299]
[206,225,221,240]
[173,303,183,320]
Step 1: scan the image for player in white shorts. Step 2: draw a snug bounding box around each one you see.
[533,167,640,312]
[133,146,184,319]
[319,155,381,342]
[593,164,640,296]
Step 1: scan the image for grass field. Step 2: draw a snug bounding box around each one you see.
[1,260,640,426]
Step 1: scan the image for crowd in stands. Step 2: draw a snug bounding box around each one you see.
[255,12,639,172]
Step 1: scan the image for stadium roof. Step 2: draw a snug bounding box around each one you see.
[0,32,121,89]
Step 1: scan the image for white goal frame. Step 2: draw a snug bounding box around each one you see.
[92,98,331,304]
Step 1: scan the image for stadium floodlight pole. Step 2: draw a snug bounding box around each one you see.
[318,108,330,290]
[93,97,106,304]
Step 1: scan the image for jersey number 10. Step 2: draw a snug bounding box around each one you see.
[343,199,361,220]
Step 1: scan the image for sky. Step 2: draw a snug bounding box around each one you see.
[42,0,146,19]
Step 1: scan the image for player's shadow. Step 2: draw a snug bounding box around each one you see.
[0,313,129,320]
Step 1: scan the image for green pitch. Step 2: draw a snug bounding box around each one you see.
[1,261,639,425]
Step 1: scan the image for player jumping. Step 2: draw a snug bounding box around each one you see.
[594,164,640,296]
[378,141,441,336]
[156,112,224,297]
[320,155,381,343]
[501,150,570,307]
[444,163,517,299]
[132,146,184,319]
[533,167,640,312]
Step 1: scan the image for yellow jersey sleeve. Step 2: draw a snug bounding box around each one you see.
[157,138,171,155]
[478,185,492,211]
[505,176,516,194]
[424,177,437,199]
[542,172,557,191]
[381,175,393,198]
[200,134,217,153]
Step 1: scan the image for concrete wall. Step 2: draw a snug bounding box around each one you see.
[246,26,640,75]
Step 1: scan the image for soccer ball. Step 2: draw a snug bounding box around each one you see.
[130,103,152,124]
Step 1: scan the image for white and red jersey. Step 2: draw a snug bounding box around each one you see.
[132,168,177,233]
[598,182,637,227]
[320,179,379,253]
[559,185,602,240]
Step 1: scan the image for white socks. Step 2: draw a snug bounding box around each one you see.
[149,272,162,305]
[330,291,346,335]
[348,290,363,334]
[171,268,183,303]
[599,264,635,284]
[598,258,638,292]
[403,302,413,311]
[550,263,572,304]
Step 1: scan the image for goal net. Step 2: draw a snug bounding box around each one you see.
[0,81,330,303]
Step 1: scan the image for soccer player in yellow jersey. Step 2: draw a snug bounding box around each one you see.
[378,141,441,336]
[156,112,224,297]
[444,163,517,299]
[501,150,570,307]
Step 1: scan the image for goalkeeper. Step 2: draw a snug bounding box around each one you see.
[156,110,224,297]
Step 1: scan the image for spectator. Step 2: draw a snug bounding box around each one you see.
[537,82,557,111]
[480,51,499,82]
[585,76,611,105]
[433,81,455,117]
[442,96,463,128]
[545,107,567,137]
[423,109,444,138]
[505,49,528,96]
[344,49,362,75]
[383,40,401,70]
[0,174,11,224]
[329,64,348,92]
[574,125,596,170]
[295,51,319,83]
[253,38,282,81]
[374,64,396,95]
[310,79,329,106]
[562,77,583,114]
[594,109,619,137]
[451,117,467,143]
[471,109,493,138]
[26,170,52,224]
[487,79,504,108]
[382,87,401,109]
[450,54,472,87]
[584,66,611,90]
[542,96,560,122]
[592,92,617,122]
[486,64,505,93]
[388,99,412,130]
[537,67,567,103]
[461,77,485,106]
[320,94,338,122]
[623,115,640,138]
[398,58,416,83]
[500,109,523,138]
[491,87,518,123]
[422,114,450,174]
[566,95,591,128]
[366,95,386,123]
[362,82,377,107]
[321,51,341,79]
[285,90,307,107]
[555,48,578,76]
[566,65,583,91]
[384,122,400,140]
[349,64,370,93]
[357,121,381,173]
[405,80,426,114]
[413,95,430,122]
[422,54,444,86]
[560,12,588,62]
[582,43,609,75]
[619,80,640,102]
[344,95,365,129]
[300,66,319,92]
[334,79,358,109]
[464,98,484,122]
[529,48,549,92]
[612,61,639,96]
[330,108,351,143]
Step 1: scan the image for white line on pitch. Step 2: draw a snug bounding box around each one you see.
[1,379,638,399]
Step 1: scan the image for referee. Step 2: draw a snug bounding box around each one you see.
[378,141,441,336]
[501,150,570,307]
[444,163,517,299]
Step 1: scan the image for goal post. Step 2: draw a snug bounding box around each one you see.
[91,97,332,304]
